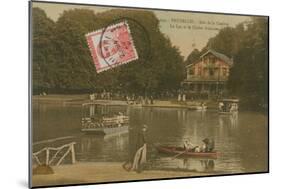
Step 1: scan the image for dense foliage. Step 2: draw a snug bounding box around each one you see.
[32,8,185,95]
[32,8,268,109]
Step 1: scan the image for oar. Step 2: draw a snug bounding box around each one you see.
[152,143,188,160]
[171,150,187,160]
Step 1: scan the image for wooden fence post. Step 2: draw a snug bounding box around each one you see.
[56,147,71,166]
[33,142,77,166]
[71,143,76,164]
[46,148,49,165]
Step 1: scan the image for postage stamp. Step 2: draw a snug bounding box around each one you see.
[86,21,139,73]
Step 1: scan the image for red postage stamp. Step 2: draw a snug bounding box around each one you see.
[86,21,139,73]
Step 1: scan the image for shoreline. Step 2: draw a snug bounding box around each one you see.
[32,162,216,187]
[32,94,219,109]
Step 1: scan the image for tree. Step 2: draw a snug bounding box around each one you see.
[91,9,185,95]
[184,48,201,66]
[32,8,185,95]
[32,8,56,94]
[228,17,268,109]
[53,9,99,92]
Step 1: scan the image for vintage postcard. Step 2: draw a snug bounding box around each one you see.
[30,1,269,188]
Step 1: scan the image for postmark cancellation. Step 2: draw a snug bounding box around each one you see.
[86,21,139,73]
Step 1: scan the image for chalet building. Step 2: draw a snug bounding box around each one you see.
[181,49,233,98]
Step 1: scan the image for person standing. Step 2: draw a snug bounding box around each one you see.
[150,95,154,104]
[178,93,182,101]
[131,125,148,172]
[182,93,186,102]
[219,102,224,111]
[122,124,148,173]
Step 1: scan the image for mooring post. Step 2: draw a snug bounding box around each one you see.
[71,143,76,164]
[46,148,49,165]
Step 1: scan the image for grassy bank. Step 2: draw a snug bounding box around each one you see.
[32,162,213,187]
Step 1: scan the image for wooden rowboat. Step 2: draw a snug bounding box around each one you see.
[156,145,218,159]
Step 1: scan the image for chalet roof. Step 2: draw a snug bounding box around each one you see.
[186,49,233,68]
[200,49,233,65]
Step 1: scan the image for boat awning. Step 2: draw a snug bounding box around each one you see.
[82,102,109,106]
[219,98,239,103]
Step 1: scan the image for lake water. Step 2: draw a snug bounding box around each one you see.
[32,103,268,174]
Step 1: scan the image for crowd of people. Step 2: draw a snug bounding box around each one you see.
[88,90,183,102]
[89,91,156,105]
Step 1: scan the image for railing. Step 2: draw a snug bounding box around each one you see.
[32,142,76,166]
[185,75,228,81]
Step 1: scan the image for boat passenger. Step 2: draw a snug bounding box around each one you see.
[201,102,206,109]
[230,103,235,113]
[202,138,210,152]
[202,138,215,152]
[219,102,224,111]
[200,142,207,152]
[209,139,215,152]
[194,146,201,152]
[183,139,194,151]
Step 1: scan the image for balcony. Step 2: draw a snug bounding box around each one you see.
[184,75,228,82]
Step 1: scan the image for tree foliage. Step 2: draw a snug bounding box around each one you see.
[32,8,56,92]
[32,8,184,95]
[228,18,268,109]
[184,48,201,66]
[184,17,268,109]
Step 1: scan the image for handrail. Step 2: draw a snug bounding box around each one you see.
[32,142,76,166]
[33,136,76,146]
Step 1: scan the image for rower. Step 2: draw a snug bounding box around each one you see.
[183,139,194,151]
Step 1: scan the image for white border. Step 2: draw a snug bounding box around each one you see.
[1,0,279,189]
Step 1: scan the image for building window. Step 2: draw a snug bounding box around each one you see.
[198,84,202,92]
[223,68,227,76]
[189,84,194,91]
[209,69,214,76]
[203,57,208,63]
[210,57,216,63]
[198,67,202,75]
[189,67,194,75]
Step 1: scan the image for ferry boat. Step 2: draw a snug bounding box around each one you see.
[218,98,239,115]
[186,102,207,111]
[81,103,129,135]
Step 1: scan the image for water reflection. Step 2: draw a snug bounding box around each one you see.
[78,133,129,162]
[200,159,215,171]
[183,158,215,172]
[33,104,268,174]
[218,112,238,129]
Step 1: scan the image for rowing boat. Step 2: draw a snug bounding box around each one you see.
[156,145,218,159]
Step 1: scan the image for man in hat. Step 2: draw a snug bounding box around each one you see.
[202,138,215,152]
[131,124,147,172]
[123,124,148,173]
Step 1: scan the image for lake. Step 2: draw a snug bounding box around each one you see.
[32,103,268,174]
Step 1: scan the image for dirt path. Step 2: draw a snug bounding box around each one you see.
[32,162,211,187]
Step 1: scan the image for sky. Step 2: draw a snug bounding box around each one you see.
[32,2,251,58]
